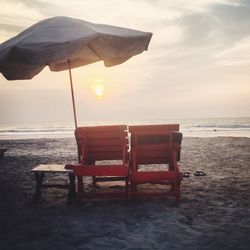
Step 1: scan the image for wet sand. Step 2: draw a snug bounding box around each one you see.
[0,137,249,250]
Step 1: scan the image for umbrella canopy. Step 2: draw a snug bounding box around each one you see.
[0,16,152,128]
[0,16,152,80]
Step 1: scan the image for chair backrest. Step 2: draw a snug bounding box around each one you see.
[129,124,182,165]
[75,125,128,164]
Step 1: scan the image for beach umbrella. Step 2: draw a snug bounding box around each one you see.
[0,16,152,128]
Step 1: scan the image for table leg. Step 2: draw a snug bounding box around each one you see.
[67,173,76,205]
[33,172,44,203]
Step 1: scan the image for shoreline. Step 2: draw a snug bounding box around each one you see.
[0,137,250,249]
[1,132,250,140]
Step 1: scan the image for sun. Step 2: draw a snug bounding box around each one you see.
[93,83,105,100]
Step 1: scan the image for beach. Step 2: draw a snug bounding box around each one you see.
[0,136,250,250]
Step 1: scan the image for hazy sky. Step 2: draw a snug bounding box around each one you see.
[0,0,250,125]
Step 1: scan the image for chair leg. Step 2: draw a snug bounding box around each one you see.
[77,176,84,201]
[175,181,181,205]
[92,176,96,187]
[125,177,129,196]
[130,181,137,199]
[89,161,96,187]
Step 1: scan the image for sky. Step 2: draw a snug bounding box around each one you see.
[0,0,250,125]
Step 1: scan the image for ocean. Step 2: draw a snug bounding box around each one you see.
[0,117,250,139]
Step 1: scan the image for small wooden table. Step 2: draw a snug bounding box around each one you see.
[31,164,75,204]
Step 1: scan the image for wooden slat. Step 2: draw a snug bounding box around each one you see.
[135,157,169,165]
[73,165,128,177]
[135,144,172,151]
[32,164,73,173]
[85,132,124,139]
[133,141,173,164]
[76,125,127,134]
[137,135,170,144]
[136,150,170,158]
[94,177,127,182]
[86,152,123,161]
[129,124,179,133]
[87,145,123,152]
[86,138,123,146]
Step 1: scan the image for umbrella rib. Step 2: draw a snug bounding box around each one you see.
[86,43,102,61]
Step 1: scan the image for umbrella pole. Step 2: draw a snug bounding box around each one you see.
[67,60,78,130]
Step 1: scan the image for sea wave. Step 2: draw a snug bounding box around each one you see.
[0,125,75,139]
[1,117,250,139]
[0,127,73,133]
[196,124,250,129]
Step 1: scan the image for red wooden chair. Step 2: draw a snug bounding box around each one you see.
[129,124,183,203]
[70,125,129,200]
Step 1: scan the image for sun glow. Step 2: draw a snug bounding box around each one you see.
[92,81,105,100]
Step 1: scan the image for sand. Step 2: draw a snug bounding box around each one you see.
[0,137,249,250]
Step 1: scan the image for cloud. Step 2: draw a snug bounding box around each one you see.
[0,0,44,42]
[147,0,250,70]
[212,35,250,66]
[7,0,48,9]
[178,0,250,46]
